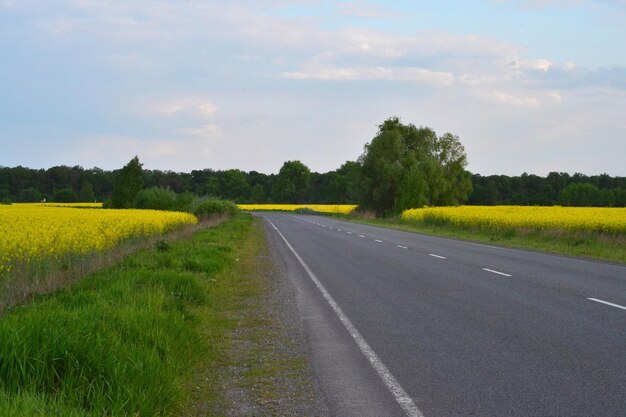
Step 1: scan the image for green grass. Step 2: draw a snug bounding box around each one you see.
[0,214,256,416]
[335,215,626,264]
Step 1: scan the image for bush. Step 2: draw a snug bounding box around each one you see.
[1,198,12,205]
[175,192,196,212]
[53,188,78,203]
[191,198,238,219]
[135,187,177,211]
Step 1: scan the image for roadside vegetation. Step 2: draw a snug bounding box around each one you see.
[346,207,626,264]
[236,204,626,263]
[0,214,258,416]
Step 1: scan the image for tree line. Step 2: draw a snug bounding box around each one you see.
[1,117,624,209]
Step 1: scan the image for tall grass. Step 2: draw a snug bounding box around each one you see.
[0,215,253,416]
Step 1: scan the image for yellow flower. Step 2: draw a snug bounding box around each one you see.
[0,203,197,273]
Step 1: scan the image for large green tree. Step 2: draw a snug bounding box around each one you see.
[272,160,311,203]
[111,156,144,208]
[359,117,471,215]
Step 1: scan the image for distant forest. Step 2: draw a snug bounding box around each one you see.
[1,164,625,207]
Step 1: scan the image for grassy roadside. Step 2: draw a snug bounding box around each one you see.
[330,215,626,264]
[0,214,269,416]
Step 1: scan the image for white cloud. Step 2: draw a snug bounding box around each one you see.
[334,1,396,19]
[281,65,455,85]
[176,124,220,138]
[140,97,218,119]
[481,90,539,106]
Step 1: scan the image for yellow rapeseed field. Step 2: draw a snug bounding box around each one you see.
[0,204,197,274]
[401,206,626,235]
[238,204,357,214]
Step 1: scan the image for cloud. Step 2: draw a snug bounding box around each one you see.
[176,124,220,138]
[139,97,218,119]
[334,1,398,19]
[480,90,539,106]
[281,65,455,85]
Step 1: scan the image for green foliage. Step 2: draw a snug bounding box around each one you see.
[272,160,311,203]
[79,181,95,202]
[220,169,251,202]
[1,197,12,205]
[52,188,78,203]
[0,215,253,416]
[134,186,177,211]
[17,187,42,203]
[559,182,602,206]
[111,156,143,209]
[251,184,266,203]
[191,198,239,219]
[359,117,472,216]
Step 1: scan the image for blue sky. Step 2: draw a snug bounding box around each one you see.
[1,0,625,175]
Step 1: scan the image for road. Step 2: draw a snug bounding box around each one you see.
[258,212,626,417]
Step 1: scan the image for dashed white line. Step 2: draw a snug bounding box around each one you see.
[587,298,626,310]
[346,231,353,235]
[337,229,343,232]
[428,254,446,259]
[397,245,408,249]
[266,219,424,417]
[358,235,365,238]
[482,268,512,277]
[374,239,383,243]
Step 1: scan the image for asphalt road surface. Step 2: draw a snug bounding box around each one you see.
[258,212,626,417]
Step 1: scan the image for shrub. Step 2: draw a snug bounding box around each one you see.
[1,198,12,205]
[191,198,238,219]
[135,187,177,211]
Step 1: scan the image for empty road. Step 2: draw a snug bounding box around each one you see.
[259,212,626,417]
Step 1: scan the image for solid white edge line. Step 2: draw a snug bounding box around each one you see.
[266,219,424,417]
[482,268,512,277]
[428,254,446,259]
[587,298,626,310]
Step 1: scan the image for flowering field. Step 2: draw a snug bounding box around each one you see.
[401,206,626,235]
[0,204,197,275]
[238,204,356,214]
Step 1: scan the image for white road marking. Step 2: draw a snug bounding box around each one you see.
[482,268,512,277]
[347,231,353,235]
[587,298,626,311]
[397,245,408,249]
[266,219,424,417]
[359,235,365,238]
[338,229,343,232]
[428,254,446,259]
[321,225,327,228]
[374,239,383,243]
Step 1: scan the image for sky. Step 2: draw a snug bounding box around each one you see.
[1,0,625,176]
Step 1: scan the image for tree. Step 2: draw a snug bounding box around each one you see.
[220,169,251,202]
[79,181,96,202]
[272,160,311,203]
[111,156,143,208]
[559,183,602,207]
[359,117,471,215]
[18,187,43,202]
[53,187,78,203]
[251,184,266,203]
